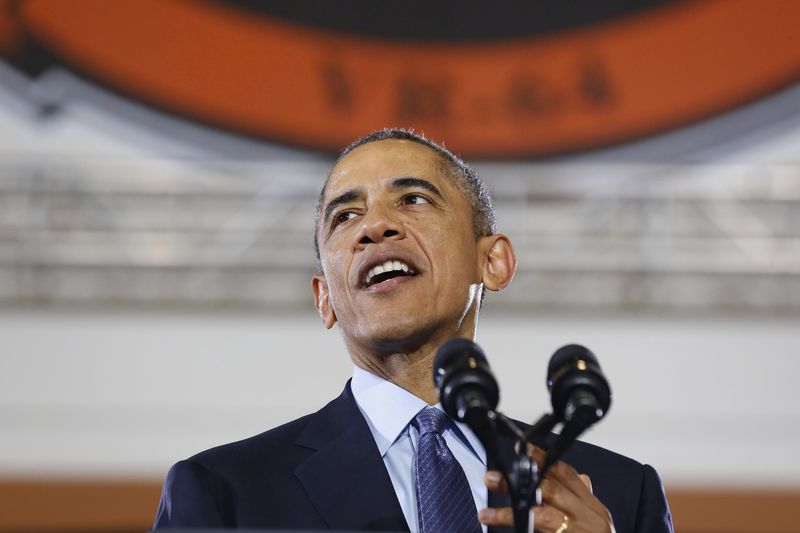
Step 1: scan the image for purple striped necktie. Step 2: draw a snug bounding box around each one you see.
[412,407,482,533]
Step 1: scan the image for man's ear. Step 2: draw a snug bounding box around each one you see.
[480,234,517,291]
[311,273,337,329]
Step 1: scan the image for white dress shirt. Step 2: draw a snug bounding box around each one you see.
[350,365,488,533]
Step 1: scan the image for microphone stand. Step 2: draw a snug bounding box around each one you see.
[488,410,603,532]
[464,408,585,533]
[474,412,558,533]
[498,413,536,533]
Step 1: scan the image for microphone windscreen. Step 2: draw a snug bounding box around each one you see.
[547,344,599,380]
[433,338,488,377]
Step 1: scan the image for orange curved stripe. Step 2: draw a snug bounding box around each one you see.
[19,0,800,156]
[0,0,23,53]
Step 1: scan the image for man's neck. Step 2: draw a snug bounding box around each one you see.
[353,350,439,404]
[346,301,480,405]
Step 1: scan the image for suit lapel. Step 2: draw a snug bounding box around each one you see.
[294,382,409,532]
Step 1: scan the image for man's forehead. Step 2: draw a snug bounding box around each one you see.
[324,139,445,197]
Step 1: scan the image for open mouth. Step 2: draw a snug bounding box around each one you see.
[364,259,417,288]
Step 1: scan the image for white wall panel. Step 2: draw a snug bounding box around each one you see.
[1,310,797,488]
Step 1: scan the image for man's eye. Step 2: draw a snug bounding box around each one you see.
[334,211,357,226]
[403,194,430,205]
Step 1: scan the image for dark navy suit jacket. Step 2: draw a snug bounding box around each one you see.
[153,382,673,532]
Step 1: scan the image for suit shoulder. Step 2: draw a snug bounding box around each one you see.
[175,385,357,483]
[187,412,316,474]
[564,439,645,476]
[155,413,326,529]
[567,440,643,468]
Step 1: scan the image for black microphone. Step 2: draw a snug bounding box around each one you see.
[543,344,612,474]
[433,338,499,428]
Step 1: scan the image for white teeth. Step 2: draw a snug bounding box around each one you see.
[365,259,413,285]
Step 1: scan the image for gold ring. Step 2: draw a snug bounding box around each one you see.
[555,515,570,533]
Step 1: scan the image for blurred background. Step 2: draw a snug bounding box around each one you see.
[1,1,799,532]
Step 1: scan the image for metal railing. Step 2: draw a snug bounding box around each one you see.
[2,157,798,312]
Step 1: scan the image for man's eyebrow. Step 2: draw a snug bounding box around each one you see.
[390,177,444,200]
[323,188,362,225]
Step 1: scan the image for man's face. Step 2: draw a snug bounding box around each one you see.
[313,139,486,351]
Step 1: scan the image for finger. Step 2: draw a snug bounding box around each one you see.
[545,462,609,518]
[528,444,586,494]
[539,479,600,517]
[525,444,586,496]
[484,470,508,492]
[535,503,614,533]
[478,506,514,527]
[532,505,570,533]
[526,444,609,520]
[528,443,547,469]
[527,443,607,518]
[540,476,579,508]
[544,456,594,500]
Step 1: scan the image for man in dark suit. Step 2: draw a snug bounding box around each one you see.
[154,129,673,532]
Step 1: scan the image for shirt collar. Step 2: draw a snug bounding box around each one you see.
[351,365,427,456]
[351,365,487,465]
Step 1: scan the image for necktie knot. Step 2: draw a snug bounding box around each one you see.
[412,406,450,437]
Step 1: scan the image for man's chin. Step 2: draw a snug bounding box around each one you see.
[354,317,438,355]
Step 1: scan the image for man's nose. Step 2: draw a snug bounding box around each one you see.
[354,206,405,248]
